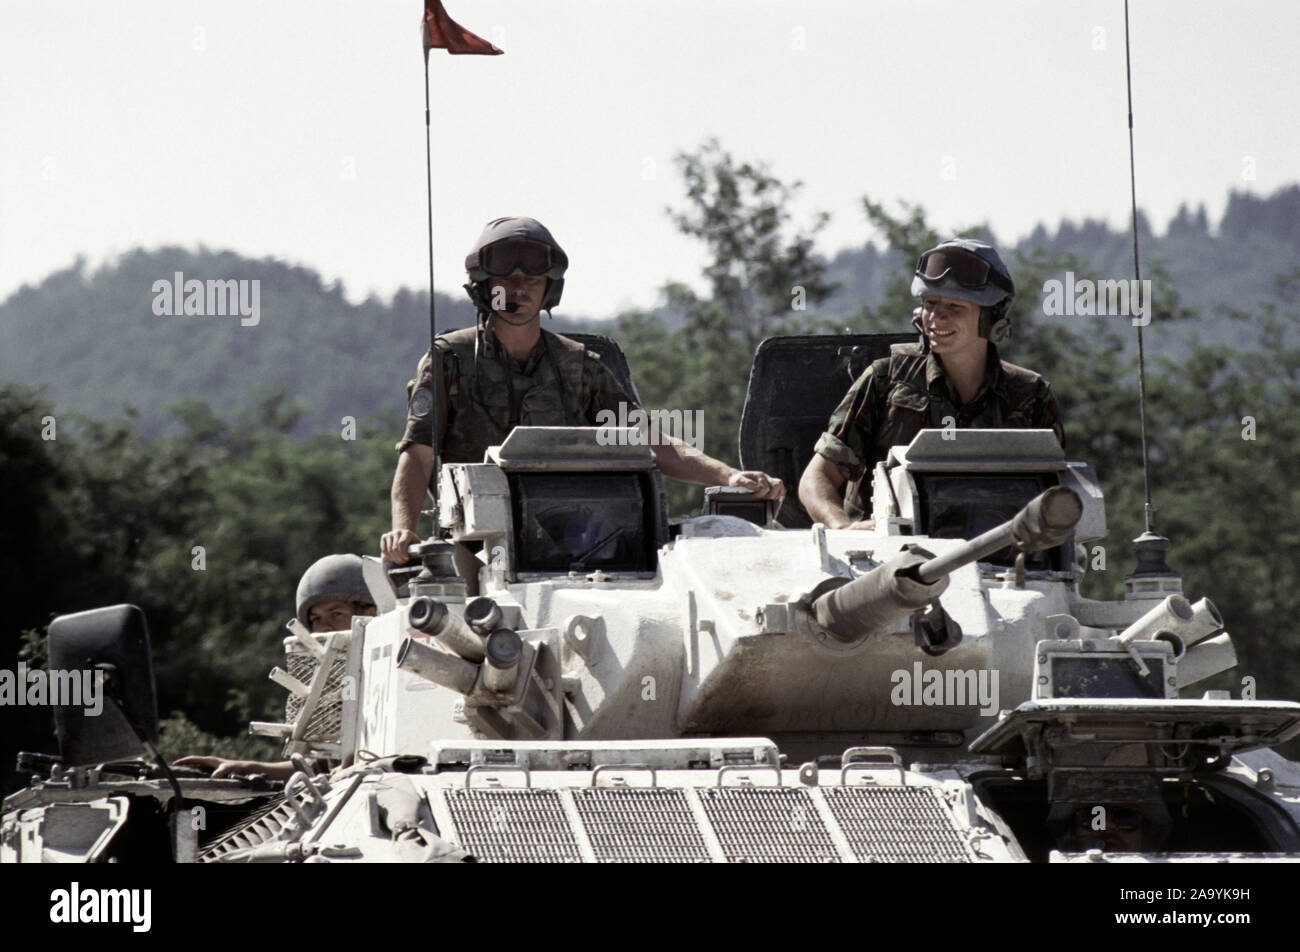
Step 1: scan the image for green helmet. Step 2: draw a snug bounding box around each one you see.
[463,216,569,314]
[295,554,373,628]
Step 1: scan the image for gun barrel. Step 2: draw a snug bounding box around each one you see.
[914,486,1082,583]
[813,550,949,642]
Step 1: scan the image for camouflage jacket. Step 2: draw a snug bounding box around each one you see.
[813,343,1065,520]
[396,324,638,464]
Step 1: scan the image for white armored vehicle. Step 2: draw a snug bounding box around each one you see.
[6,334,1300,863]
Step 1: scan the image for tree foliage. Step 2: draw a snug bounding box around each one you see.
[0,387,396,790]
[617,140,839,514]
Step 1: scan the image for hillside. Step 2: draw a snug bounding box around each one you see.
[3,185,1298,434]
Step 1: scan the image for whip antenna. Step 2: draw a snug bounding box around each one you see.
[1120,0,1180,599]
[1123,0,1155,534]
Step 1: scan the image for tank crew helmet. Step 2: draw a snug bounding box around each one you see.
[464,216,569,317]
[910,238,1016,344]
[295,554,374,629]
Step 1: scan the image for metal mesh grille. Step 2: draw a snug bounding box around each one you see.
[198,790,312,863]
[823,786,972,862]
[573,788,711,863]
[284,641,348,741]
[699,788,839,863]
[445,789,582,863]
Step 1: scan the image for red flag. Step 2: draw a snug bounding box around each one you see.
[422,0,502,55]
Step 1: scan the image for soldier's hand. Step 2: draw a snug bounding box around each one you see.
[729,470,786,500]
[173,755,224,775]
[381,529,423,564]
[173,756,293,781]
[172,755,252,779]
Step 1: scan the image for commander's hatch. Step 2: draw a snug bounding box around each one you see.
[972,640,1300,805]
[738,333,914,528]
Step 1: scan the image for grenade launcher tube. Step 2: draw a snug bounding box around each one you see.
[407,596,486,663]
[396,637,479,696]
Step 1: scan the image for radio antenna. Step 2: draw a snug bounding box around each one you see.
[1123,0,1155,534]
[1121,0,1180,598]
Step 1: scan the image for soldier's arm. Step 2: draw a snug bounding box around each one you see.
[584,356,783,499]
[649,439,785,500]
[383,347,448,563]
[381,444,434,564]
[173,756,295,782]
[799,455,859,529]
[799,363,884,529]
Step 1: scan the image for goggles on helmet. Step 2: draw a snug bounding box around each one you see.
[479,239,554,278]
[915,247,1013,293]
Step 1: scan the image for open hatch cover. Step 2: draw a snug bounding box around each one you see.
[970,698,1300,765]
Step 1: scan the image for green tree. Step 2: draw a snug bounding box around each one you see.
[618,139,838,514]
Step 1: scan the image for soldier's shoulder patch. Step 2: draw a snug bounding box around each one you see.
[409,387,434,418]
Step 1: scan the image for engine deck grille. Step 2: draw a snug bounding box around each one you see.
[698,787,840,863]
[573,788,711,863]
[433,779,978,863]
[444,789,582,863]
[823,785,973,862]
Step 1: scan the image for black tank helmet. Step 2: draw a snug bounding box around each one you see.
[910,238,1016,346]
[463,216,569,317]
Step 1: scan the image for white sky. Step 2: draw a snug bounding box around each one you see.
[2,0,1297,318]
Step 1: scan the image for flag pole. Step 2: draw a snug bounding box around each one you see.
[418,1,502,533]
[422,45,441,526]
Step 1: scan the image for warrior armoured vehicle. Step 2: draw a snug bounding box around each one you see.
[6,334,1300,863]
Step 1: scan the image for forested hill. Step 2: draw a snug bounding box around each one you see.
[821,185,1300,341]
[3,185,1298,436]
[0,246,605,437]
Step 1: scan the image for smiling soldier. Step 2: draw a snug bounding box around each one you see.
[798,238,1065,529]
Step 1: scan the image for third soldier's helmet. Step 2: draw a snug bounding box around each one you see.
[295,554,373,629]
[464,216,569,314]
[910,238,1016,342]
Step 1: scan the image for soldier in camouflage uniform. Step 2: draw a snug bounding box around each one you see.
[799,238,1064,528]
[381,217,784,564]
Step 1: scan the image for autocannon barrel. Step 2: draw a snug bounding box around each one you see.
[813,549,950,642]
[913,486,1083,583]
[812,486,1083,643]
